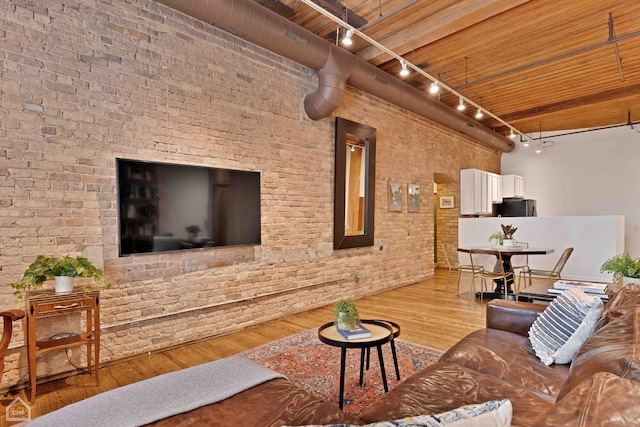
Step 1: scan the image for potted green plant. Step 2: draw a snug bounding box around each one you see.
[489,224,518,246]
[10,255,111,301]
[333,299,360,330]
[600,253,640,285]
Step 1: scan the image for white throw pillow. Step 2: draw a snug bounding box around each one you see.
[288,398,512,426]
[529,287,604,365]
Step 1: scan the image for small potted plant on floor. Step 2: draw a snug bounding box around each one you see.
[333,299,360,330]
[600,253,640,285]
[10,254,110,301]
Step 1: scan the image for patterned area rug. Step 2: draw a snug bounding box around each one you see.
[241,328,443,417]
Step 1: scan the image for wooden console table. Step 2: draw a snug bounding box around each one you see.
[26,287,100,403]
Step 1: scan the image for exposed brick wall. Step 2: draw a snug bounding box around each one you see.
[0,0,499,388]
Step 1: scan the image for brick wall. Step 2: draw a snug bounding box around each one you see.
[0,0,499,388]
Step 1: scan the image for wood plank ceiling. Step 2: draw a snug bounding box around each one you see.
[257,0,640,140]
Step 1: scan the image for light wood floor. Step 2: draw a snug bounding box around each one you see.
[6,268,492,421]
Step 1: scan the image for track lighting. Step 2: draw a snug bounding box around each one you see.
[509,129,516,139]
[475,108,483,119]
[342,29,353,46]
[429,80,439,95]
[457,97,466,111]
[399,60,409,77]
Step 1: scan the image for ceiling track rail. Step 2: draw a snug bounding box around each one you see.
[457,19,640,89]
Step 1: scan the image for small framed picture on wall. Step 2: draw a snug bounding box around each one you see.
[389,182,402,211]
[408,184,420,211]
[440,196,455,209]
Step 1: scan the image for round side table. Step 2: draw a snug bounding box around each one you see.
[318,320,393,410]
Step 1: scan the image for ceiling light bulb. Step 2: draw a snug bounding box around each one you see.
[342,29,353,46]
[509,130,516,139]
[429,81,439,95]
[457,98,466,111]
[350,145,355,152]
[535,148,542,153]
[523,141,530,147]
[475,108,483,119]
[399,60,409,77]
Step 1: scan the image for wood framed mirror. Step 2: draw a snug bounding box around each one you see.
[334,117,376,250]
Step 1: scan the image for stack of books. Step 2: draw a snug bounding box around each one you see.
[337,323,372,340]
[549,280,612,301]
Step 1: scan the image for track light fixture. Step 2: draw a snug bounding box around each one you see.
[399,60,409,77]
[342,29,353,46]
[429,80,440,95]
[509,129,516,139]
[299,0,526,146]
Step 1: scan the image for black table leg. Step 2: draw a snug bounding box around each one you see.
[376,345,389,392]
[390,338,400,380]
[339,348,346,409]
[359,347,366,386]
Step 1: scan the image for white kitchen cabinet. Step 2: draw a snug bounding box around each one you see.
[460,169,499,215]
[489,172,502,203]
[502,174,525,198]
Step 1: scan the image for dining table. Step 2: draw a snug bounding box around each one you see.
[457,246,555,300]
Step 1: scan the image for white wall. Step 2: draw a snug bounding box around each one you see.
[501,126,640,257]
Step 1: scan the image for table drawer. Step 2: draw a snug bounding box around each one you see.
[30,294,97,316]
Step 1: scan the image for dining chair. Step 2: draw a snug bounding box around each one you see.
[510,242,530,294]
[522,247,574,287]
[442,243,481,293]
[468,249,514,303]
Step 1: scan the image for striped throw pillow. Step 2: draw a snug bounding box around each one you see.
[529,287,604,365]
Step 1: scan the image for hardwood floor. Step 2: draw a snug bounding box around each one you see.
[5,268,490,421]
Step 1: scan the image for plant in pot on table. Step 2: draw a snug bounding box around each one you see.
[600,252,640,285]
[333,299,360,331]
[10,254,111,302]
[489,224,518,246]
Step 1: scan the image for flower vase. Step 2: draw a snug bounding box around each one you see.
[54,276,74,293]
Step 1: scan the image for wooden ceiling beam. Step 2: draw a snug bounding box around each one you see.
[357,0,532,65]
[485,83,640,127]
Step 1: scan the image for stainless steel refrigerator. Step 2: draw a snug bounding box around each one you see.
[495,198,537,217]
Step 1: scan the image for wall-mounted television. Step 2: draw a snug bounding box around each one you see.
[117,159,261,256]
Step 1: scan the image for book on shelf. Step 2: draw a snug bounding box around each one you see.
[337,323,372,340]
[553,280,610,294]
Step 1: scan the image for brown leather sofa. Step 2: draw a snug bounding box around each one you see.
[360,283,640,426]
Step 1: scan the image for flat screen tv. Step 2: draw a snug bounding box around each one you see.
[117,159,261,256]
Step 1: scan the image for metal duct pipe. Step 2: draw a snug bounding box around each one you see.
[156,0,514,152]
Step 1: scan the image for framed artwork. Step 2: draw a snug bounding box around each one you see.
[388,182,402,211]
[408,184,420,211]
[440,196,455,209]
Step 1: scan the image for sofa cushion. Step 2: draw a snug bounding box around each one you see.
[529,288,603,365]
[147,378,362,427]
[557,307,640,400]
[439,328,569,398]
[600,283,640,324]
[533,372,640,426]
[358,362,553,427]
